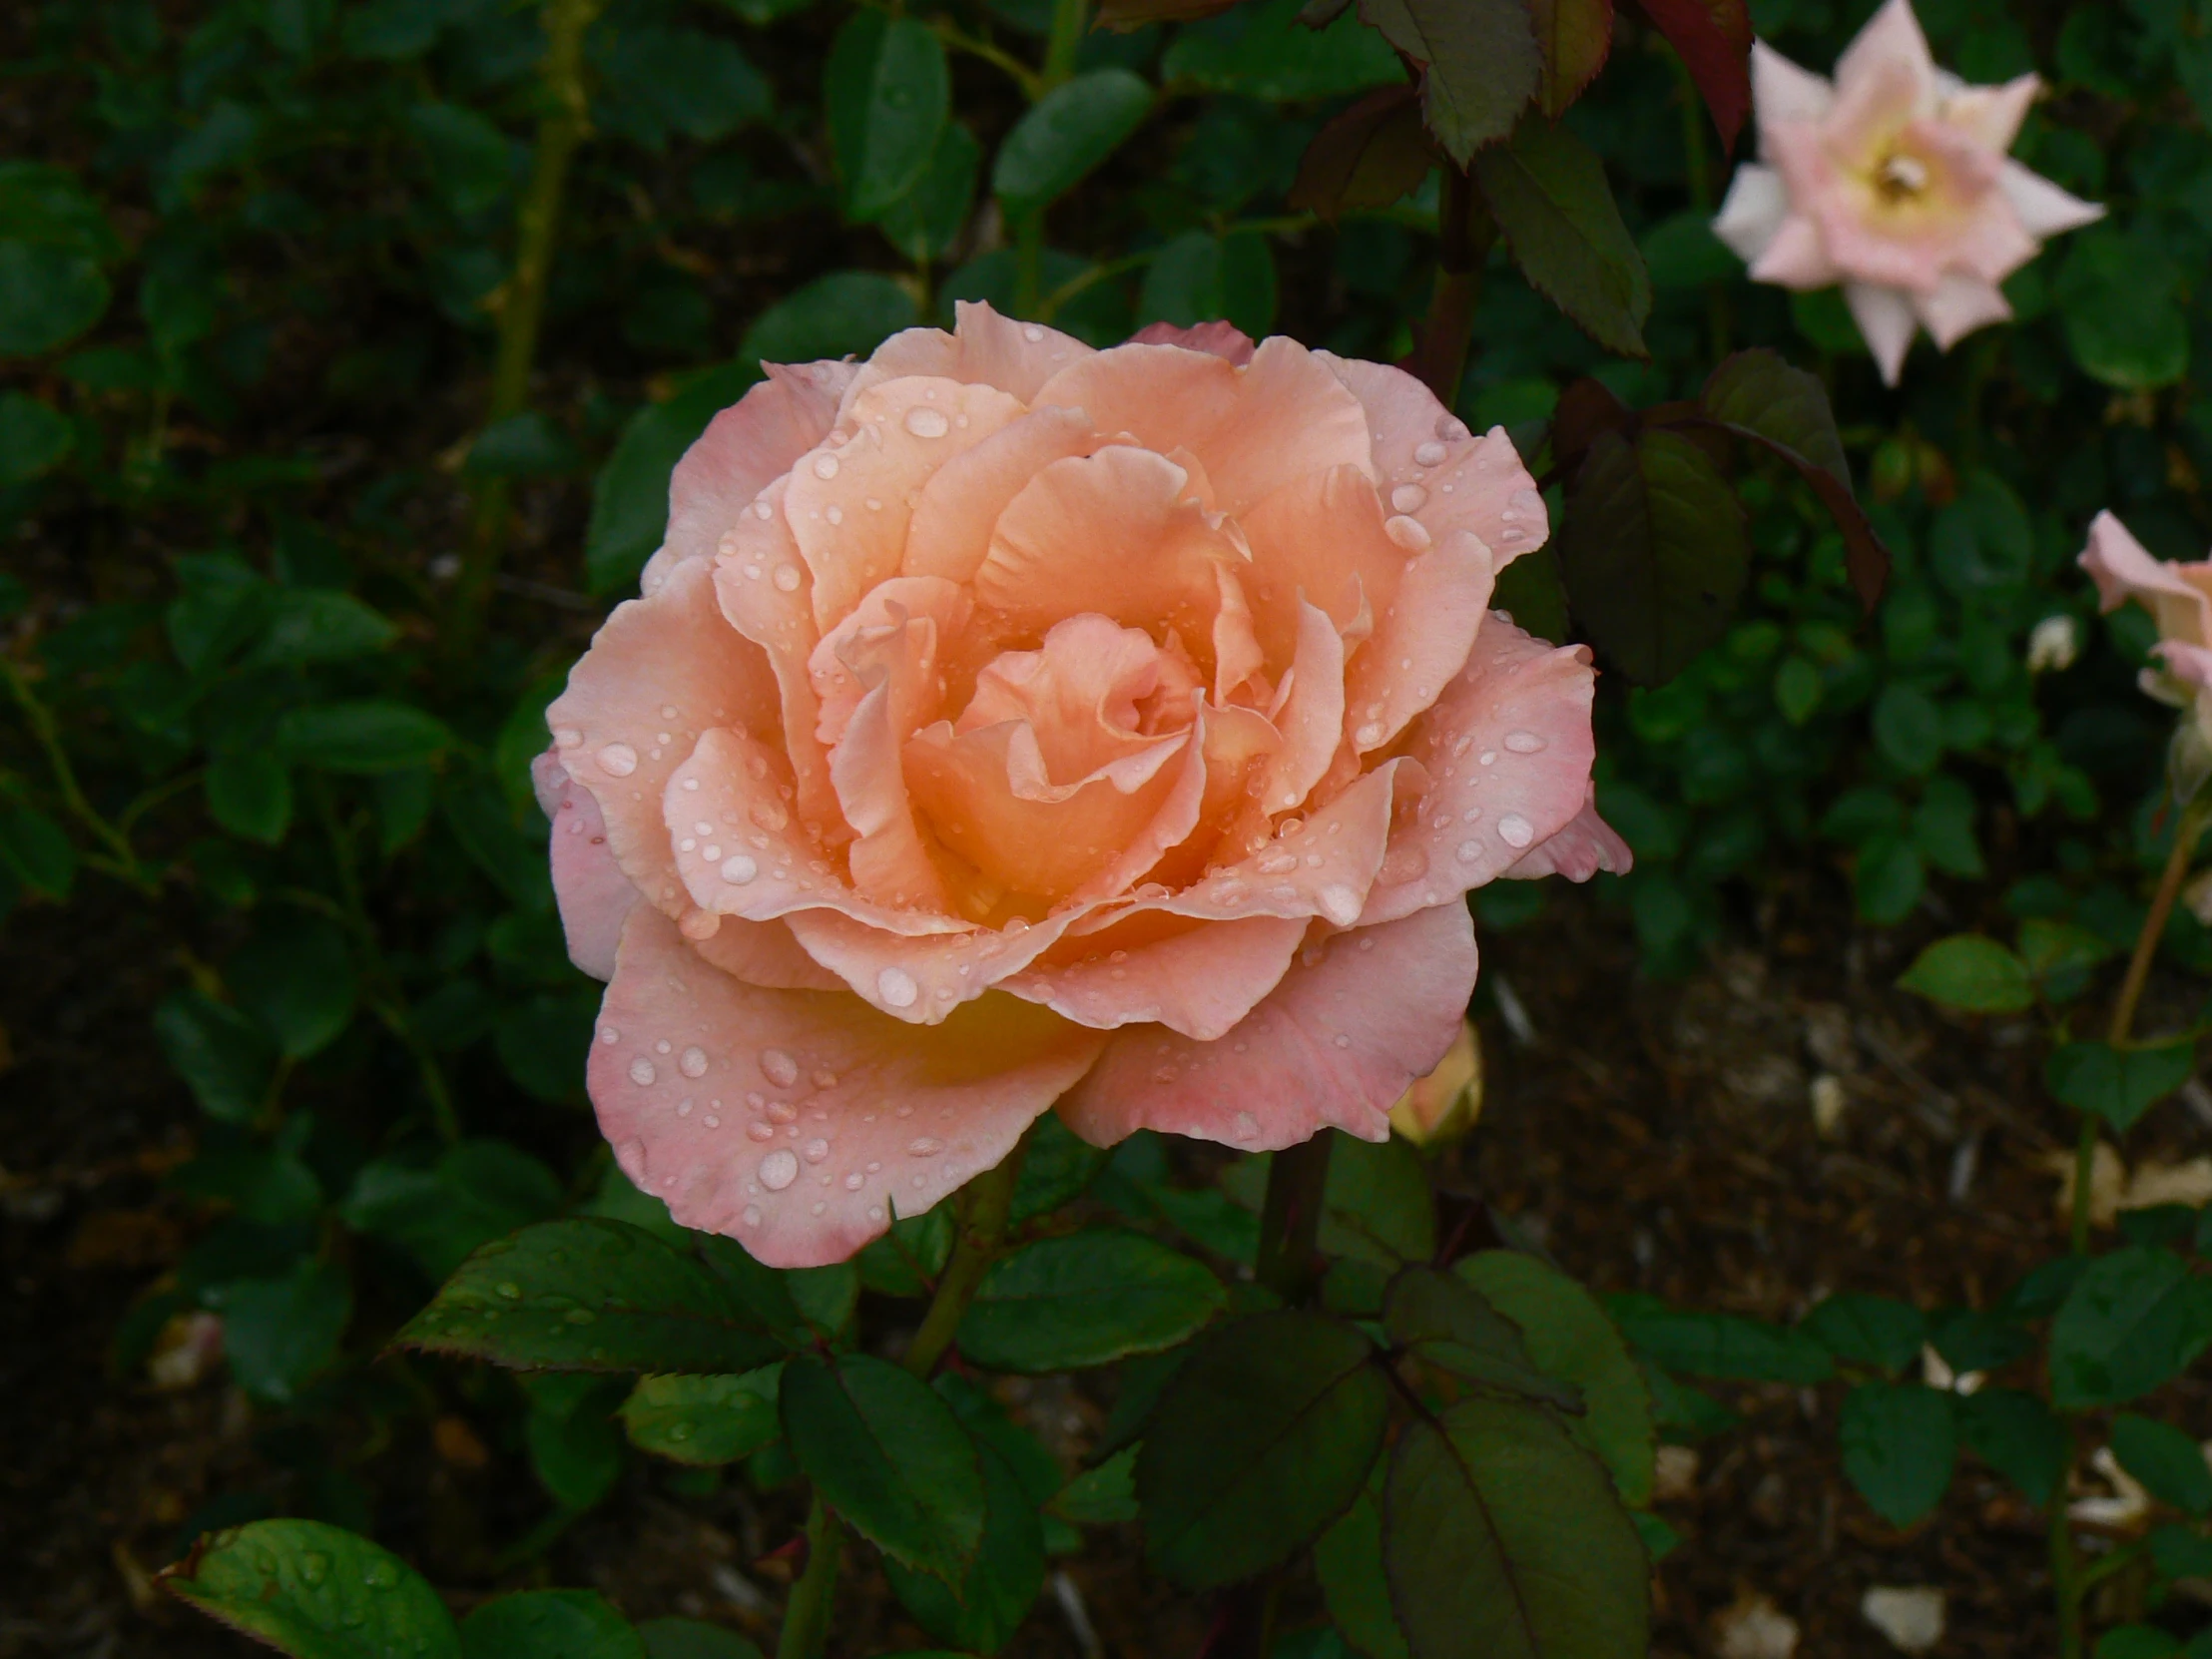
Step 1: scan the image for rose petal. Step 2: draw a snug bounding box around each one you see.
[1126,319,1257,364]
[1406,427,1547,568]
[1055,902,1477,1151]
[1006,910,1309,1040]
[830,673,962,913]
[1746,210,1842,289]
[653,361,858,590]
[1499,784,1633,881]
[786,376,1026,632]
[535,752,640,980]
[902,404,1101,585]
[1345,528,1494,757]
[548,557,785,923]
[810,576,970,752]
[1362,618,1598,926]
[591,906,1104,1268]
[1030,336,1370,515]
[1914,272,2011,349]
[784,904,1079,1022]
[692,914,848,991]
[670,727,971,936]
[1713,165,1792,263]
[1833,0,1938,127]
[1256,598,1349,816]
[1941,72,2038,151]
[1752,41,1834,137]
[856,302,1095,406]
[1844,280,1921,385]
[1237,463,1403,660]
[1998,161,2104,241]
[2080,510,2212,648]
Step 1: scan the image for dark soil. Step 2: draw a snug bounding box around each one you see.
[7,870,2210,1658]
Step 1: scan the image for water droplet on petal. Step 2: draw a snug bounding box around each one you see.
[773,564,802,592]
[907,1137,942,1157]
[1319,882,1362,926]
[1383,515,1432,552]
[803,1138,830,1163]
[553,727,582,750]
[678,1045,709,1079]
[1413,439,1448,466]
[812,452,839,479]
[1355,721,1384,748]
[629,1057,657,1086]
[903,405,950,438]
[1497,812,1534,848]
[1504,729,1545,753]
[1456,837,1483,862]
[1023,323,1046,341]
[761,1048,800,1087]
[877,966,919,1008]
[743,1204,763,1226]
[597,743,638,778]
[759,1150,799,1190]
[1389,483,1427,513]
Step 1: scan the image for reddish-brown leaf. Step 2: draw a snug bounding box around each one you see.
[1531,0,1614,117]
[1628,0,1752,151]
[1289,86,1432,220]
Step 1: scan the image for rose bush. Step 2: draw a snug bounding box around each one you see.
[533,302,1625,1266]
[1713,0,2102,385]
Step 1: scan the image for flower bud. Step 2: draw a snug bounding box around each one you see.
[1388,1020,1482,1146]
[2025,614,2078,675]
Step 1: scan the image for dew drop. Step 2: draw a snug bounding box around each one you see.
[1497,812,1534,848]
[907,1137,942,1157]
[844,1172,865,1190]
[1023,323,1045,341]
[629,1057,657,1086]
[773,564,803,592]
[1333,1033,1353,1049]
[1413,439,1448,466]
[597,743,638,778]
[903,405,951,438]
[1255,850,1297,874]
[720,853,759,884]
[759,1150,800,1190]
[812,452,839,479]
[553,727,582,750]
[1383,515,1432,552]
[1381,843,1428,884]
[748,1121,774,1141]
[1355,721,1384,748]
[1435,414,1471,441]
[743,1204,763,1226]
[761,1048,801,1087]
[877,966,919,1008]
[1389,483,1427,513]
[679,1045,709,1079]
[803,1138,830,1164]
[1234,1111,1260,1139]
[1504,729,1546,754]
[600,1025,621,1045]
[1456,837,1483,862]
[1318,882,1362,926]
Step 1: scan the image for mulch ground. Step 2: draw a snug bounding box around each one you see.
[7,867,2210,1658]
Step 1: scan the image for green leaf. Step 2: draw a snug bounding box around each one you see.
[1839,1382,1955,1526]
[2150,1521,2212,1581]
[0,389,70,484]
[856,1207,956,1297]
[878,123,981,265]
[958,1231,1225,1373]
[1321,1132,1435,1266]
[1161,0,1403,100]
[1315,1473,1413,1659]
[1698,348,1888,609]
[467,411,579,478]
[1872,682,1944,775]
[1010,1113,1110,1223]
[586,360,760,595]
[1606,1295,1833,1383]
[883,1438,1046,1654]
[782,1353,984,1582]
[524,1382,626,1511]
[1557,427,1745,686]
[1896,935,2033,1014]
[1957,1386,2069,1506]
[2046,1040,2196,1133]
[1457,1251,1656,1505]
[0,804,74,899]
[160,1519,460,1659]
[1139,230,1278,342]
[741,271,918,365]
[1357,0,1539,166]
[595,24,772,151]
[405,102,515,217]
[1288,87,1432,220]
[826,12,950,220]
[1049,1446,1139,1525]
[637,1621,764,1659]
[1474,114,1648,354]
[2112,1412,2212,1517]
[623,1369,783,1465]
[1383,1396,1649,1659]
[230,910,356,1059]
[206,751,293,844]
[1531,0,1614,116]
[155,991,278,1123]
[994,70,1152,214]
[1383,1266,1581,1409]
[641,1627,770,1659]
[215,1259,352,1403]
[2050,1247,2212,1409]
[1802,1294,1927,1378]
[277,701,454,773]
[253,590,397,667]
[0,239,110,356]
[461,1591,645,1659]
[0,163,123,263]
[397,1219,785,1374]
[2057,228,2188,391]
[341,1140,565,1282]
[1137,1311,1389,1588]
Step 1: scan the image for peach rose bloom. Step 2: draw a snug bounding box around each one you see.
[2080,510,2212,739]
[534,303,1628,1267]
[1712,0,2101,386]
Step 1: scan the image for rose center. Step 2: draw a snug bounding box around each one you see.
[1875,151,1930,203]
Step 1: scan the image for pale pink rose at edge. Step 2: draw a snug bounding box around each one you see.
[1713,0,2102,386]
[536,302,1629,1268]
[2079,510,2212,737]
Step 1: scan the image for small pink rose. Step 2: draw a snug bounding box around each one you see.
[543,303,1626,1266]
[1713,0,2101,385]
[2079,510,2212,738]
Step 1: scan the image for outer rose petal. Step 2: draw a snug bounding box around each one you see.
[1407,428,1547,566]
[1844,281,1920,385]
[1005,911,1310,1040]
[1751,41,1835,138]
[547,557,784,922]
[1345,528,1495,757]
[592,907,1105,1268]
[1499,785,1633,881]
[1998,162,2104,240]
[654,362,857,587]
[783,904,1081,1022]
[693,913,847,991]
[1127,319,1257,364]
[856,302,1094,405]
[1941,73,2038,151]
[1055,903,1477,1151]
[2079,510,2212,649]
[1363,619,1598,927]
[1748,212,1842,290]
[2155,639,2212,692]
[1914,272,2011,349]
[1713,165,1792,264]
[1832,0,1938,124]
[535,752,639,980]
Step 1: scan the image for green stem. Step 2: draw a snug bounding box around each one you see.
[1254,1133,1333,1305]
[1011,0,1085,318]
[1669,46,1729,363]
[1400,168,1491,408]
[775,1495,843,1659]
[1,656,158,894]
[2050,1494,2083,1659]
[774,1125,1036,1659]
[927,16,1043,98]
[449,0,604,659]
[2074,798,2207,1251]
[1041,0,1084,87]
